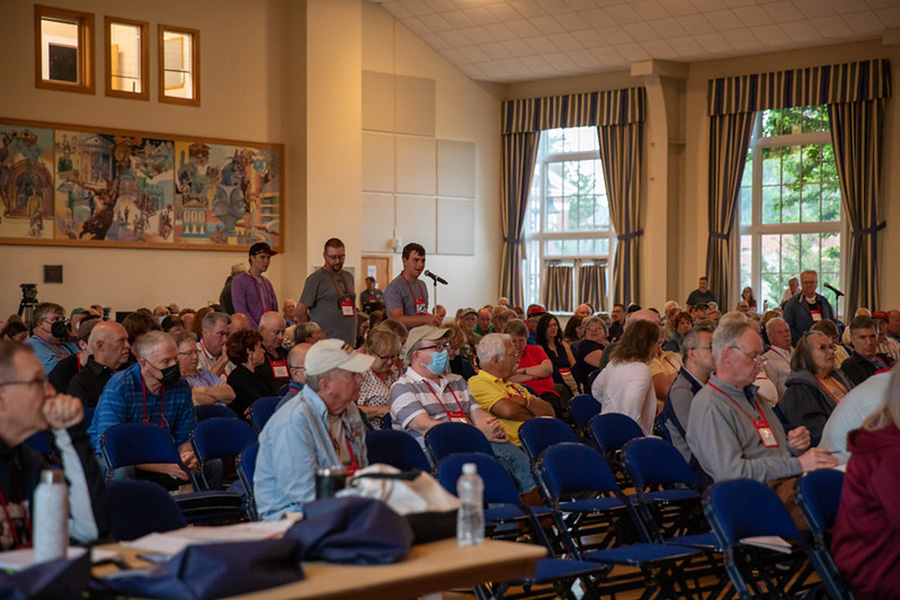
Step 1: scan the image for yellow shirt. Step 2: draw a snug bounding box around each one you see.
[467,370,528,446]
[650,350,682,378]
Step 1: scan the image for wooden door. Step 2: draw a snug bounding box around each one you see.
[360,255,392,295]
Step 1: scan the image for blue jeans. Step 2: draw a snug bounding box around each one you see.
[491,442,536,494]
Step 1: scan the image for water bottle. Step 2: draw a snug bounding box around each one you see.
[456,463,484,546]
[33,469,68,563]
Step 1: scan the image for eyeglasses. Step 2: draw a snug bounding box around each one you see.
[374,353,400,361]
[813,343,837,352]
[418,343,449,352]
[289,365,305,372]
[692,345,713,351]
[0,377,48,388]
[178,350,199,357]
[325,254,346,261]
[730,345,767,365]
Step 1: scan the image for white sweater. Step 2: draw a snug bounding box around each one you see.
[591,360,656,435]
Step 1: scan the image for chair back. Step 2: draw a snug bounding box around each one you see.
[82,407,95,430]
[191,418,257,462]
[703,478,799,548]
[100,422,183,472]
[381,413,392,431]
[424,422,494,464]
[590,413,643,455]
[195,403,237,421]
[537,443,619,499]
[236,442,260,520]
[365,429,431,472]
[247,396,280,433]
[437,452,521,505]
[569,394,600,430]
[623,437,695,491]
[518,417,578,463]
[795,469,843,538]
[108,480,187,541]
[25,431,54,455]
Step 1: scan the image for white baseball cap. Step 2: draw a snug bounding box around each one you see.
[305,339,375,376]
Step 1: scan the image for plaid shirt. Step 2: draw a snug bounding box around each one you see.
[88,362,196,453]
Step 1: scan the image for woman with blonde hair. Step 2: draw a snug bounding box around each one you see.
[832,364,900,598]
[357,329,402,429]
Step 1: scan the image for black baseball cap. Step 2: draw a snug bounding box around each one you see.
[249,242,277,257]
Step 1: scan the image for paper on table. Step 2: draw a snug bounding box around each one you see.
[124,520,295,554]
[740,536,793,554]
[0,546,120,572]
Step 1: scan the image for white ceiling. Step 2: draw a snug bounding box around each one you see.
[373,0,900,83]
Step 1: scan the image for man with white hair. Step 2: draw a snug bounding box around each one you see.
[256,312,289,394]
[686,318,837,484]
[763,317,793,400]
[68,321,131,408]
[574,304,594,319]
[255,339,373,520]
[468,333,555,447]
[197,312,232,377]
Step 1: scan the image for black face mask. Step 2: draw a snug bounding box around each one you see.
[158,363,182,386]
[50,321,70,340]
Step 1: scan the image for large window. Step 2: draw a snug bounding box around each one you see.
[523,127,612,310]
[739,106,842,310]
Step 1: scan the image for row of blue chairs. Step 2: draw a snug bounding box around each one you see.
[194,395,280,433]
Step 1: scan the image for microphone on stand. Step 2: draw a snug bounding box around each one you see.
[424,270,448,285]
[824,283,844,298]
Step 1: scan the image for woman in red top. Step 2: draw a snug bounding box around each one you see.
[504,319,562,413]
[831,364,900,599]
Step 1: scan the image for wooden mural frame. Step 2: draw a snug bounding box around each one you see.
[0,117,284,252]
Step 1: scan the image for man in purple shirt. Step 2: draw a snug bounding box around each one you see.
[231,242,279,329]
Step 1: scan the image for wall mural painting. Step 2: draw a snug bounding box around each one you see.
[0,125,55,240]
[0,117,283,252]
[174,141,281,248]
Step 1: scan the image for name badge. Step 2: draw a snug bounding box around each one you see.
[340,300,355,317]
[810,309,822,322]
[415,298,428,314]
[754,419,779,448]
[270,358,289,379]
[446,410,468,424]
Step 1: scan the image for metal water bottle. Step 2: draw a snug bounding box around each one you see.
[456,463,484,546]
[33,469,68,563]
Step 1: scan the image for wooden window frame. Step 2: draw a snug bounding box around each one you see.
[34,5,95,94]
[105,16,149,101]
[158,25,200,106]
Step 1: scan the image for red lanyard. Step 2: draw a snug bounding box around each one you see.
[200,340,215,362]
[422,379,469,423]
[326,269,351,300]
[664,356,678,371]
[403,276,424,301]
[708,382,765,422]
[0,486,32,549]
[373,369,393,388]
[141,380,166,428]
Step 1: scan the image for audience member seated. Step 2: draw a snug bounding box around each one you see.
[68,321,131,408]
[229,312,251,333]
[781,276,800,307]
[572,316,607,392]
[685,276,716,308]
[562,314,584,356]
[831,364,900,599]
[873,310,900,363]
[456,308,480,362]
[820,371,890,463]
[390,326,535,496]
[446,324,477,381]
[662,311,692,354]
[24,302,79,374]
[469,333,555,448]
[662,305,681,343]
[178,308,196,334]
[0,341,108,550]
[505,319,559,411]
[591,319,659,435]
[160,315,185,334]
[607,303,625,342]
[841,307,871,347]
[809,319,850,368]
[275,343,311,411]
[740,286,758,312]
[535,313,577,400]
[490,306,514,336]
[762,317,793,400]
[357,329,402,429]
[284,321,325,351]
[685,318,837,486]
[779,331,853,442]
[173,331,235,407]
[282,299,298,327]
[122,310,162,348]
[841,315,895,386]
[475,307,493,336]
[196,311,232,378]
[226,330,271,421]
[372,318,409,347]
[356,313,370,348]
[48,316,99,393]
[255,339,373,520]
[660,324,716,485]
[650,326,683,404]
[0,320,29,342]
[256,312,289,393]
[89,331,214,489]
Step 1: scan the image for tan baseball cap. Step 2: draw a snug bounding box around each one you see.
[305,339,375,376]
[402,325,451,360]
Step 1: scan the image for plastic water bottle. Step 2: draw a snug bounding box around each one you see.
[33,469,68,563]
[456,463,484,546]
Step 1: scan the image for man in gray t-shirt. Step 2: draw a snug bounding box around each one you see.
[384,242,441,330]
[297,238,356,347]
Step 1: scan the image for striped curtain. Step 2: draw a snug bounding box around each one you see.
[706,112,755,310]
[598,121,643,305]
[579,263,607,312]
[499,132,539,307]
[543,264,572,312]
[829,99,886,312]
[707,59,891,311]
[501,88,645,306]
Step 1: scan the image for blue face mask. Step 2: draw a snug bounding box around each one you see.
[426,349,449,375]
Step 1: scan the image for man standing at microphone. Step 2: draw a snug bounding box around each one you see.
[384,243,442,329]
[783,270,835,345]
